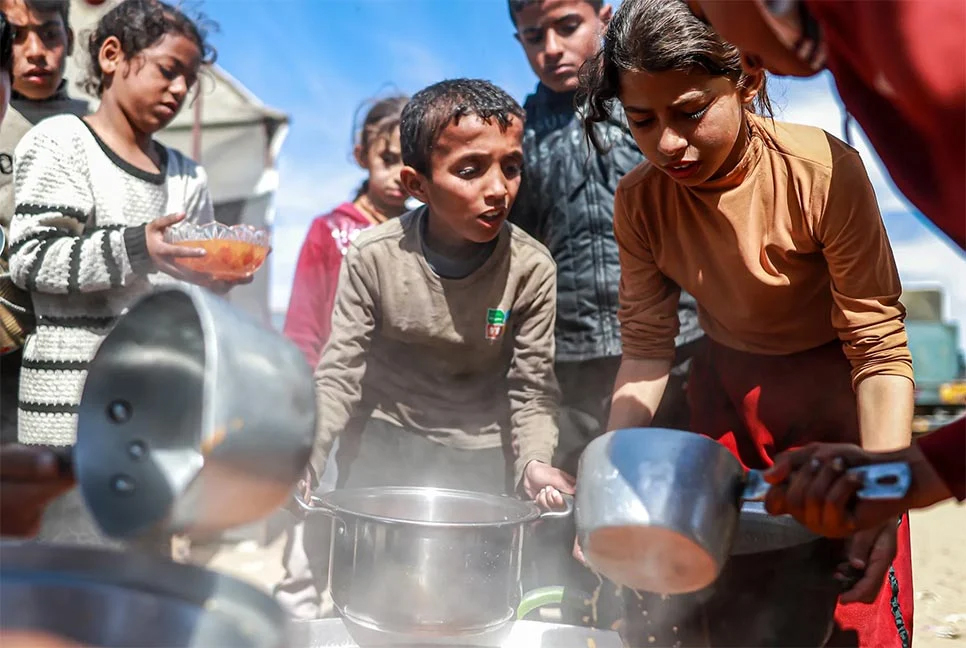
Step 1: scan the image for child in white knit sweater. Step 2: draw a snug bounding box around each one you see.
[7,0,244,546]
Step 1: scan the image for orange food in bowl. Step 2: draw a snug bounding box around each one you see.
[172,239,269,281]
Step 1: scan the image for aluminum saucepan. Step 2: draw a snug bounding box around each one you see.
[73,284,316,541]
[295,486,571,638]
[574,427,910,594]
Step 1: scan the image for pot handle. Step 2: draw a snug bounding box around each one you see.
[289,491,338,517]
[537,493,574,520]
[516,586,565,620]
[743,462,912,502]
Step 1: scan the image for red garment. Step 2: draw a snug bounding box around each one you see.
[689,339,914,647]
[804,0,966,510]
[283,203,374,369]
[805,0,966,249]
[917,418,966,501]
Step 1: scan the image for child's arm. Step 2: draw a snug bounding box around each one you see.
[817,149,914,452]
[606,186,679,430]
[284,220,337,369]
[307,244,376,486]
[8,130,153,294]
[506,257,559,489]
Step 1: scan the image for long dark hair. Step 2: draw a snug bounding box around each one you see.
[578,0,772,151]
[352,94,408,200]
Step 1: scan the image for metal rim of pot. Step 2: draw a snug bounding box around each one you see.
[295,485,572,527]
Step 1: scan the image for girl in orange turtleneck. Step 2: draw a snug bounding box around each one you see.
[579,0,914,646]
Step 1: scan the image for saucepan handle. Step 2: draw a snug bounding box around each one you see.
[742,462,912,502]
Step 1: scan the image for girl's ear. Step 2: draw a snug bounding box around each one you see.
[599,3,614,26]
[98,35,123,77]
[738,69,764,106]
[353,143,369,170]
[400,166,428,204]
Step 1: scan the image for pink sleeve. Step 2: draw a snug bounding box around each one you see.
[283,220,339,370]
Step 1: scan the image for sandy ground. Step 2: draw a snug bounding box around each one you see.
[198,501,966,646]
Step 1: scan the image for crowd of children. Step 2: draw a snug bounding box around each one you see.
[0,1,962,647]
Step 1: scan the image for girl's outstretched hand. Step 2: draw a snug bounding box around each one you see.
[145,212,206,279]
[145,213,256,294]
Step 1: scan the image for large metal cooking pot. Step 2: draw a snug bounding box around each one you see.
[0,541,288,647]
[621,502,846,647]
[295,487,571,637]
[575,427,910,594]
[74,284,316,541]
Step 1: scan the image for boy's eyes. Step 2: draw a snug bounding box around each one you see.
[503,161,523,178]
[12,25,65,46]
[556,18,581,36]
[521,18,582,46]
[457,165,480,179]
[522,32,542,46]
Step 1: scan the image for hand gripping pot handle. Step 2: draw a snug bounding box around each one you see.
[290,491,337,519]
[742,461,912,501]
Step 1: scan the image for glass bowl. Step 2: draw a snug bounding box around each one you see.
[164,222,271,281]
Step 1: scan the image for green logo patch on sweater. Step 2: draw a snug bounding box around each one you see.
[485,308,509,341]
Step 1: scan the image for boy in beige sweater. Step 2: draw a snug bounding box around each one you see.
[278,78,572,619]
[307,78,571,499]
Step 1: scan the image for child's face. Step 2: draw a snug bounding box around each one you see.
[2,0,71,101]
[688,0,821,78]
[619,68,760,187]
[100,33,201,134]
[514,0,611,93]
[356,127,406,210]
[402,115,524,246]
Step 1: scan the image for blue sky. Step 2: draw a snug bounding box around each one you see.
[199,0,965,343]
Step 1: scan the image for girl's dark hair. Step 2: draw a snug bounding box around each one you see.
[84,0,217,97]
[578,0,772,151]
[352,94,408,199]
[0,12,12,79]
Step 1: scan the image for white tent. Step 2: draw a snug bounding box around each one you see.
[66,0,290,325]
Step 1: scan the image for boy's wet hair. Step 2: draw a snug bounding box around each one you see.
[401,78,525,176]
[16,0,71,27]
[578,0,772,151]
[507,0,603,25]
[84,0,217,97]
[0,11,12,78]
[352,94,408,199]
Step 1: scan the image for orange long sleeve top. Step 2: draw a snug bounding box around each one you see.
[614,115,912,389]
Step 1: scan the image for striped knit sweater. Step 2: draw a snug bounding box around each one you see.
[8,114,214,445]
